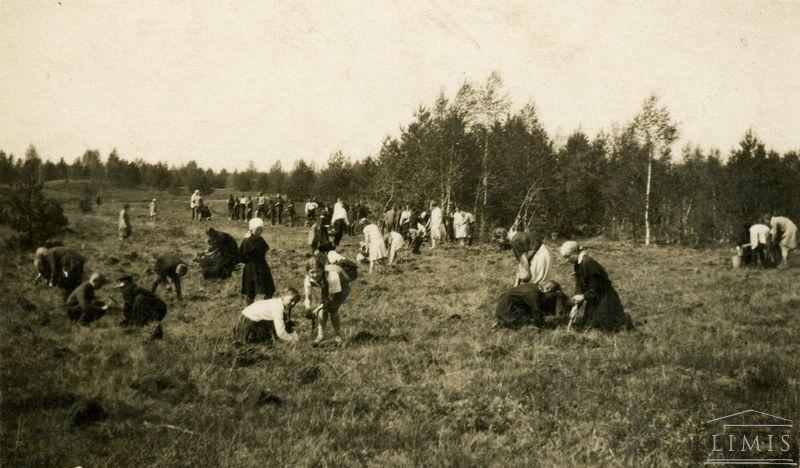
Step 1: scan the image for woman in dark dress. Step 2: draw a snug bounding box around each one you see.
[559,241,633,332]
[239,218,275,304]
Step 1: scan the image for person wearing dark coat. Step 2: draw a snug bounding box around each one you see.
[273,195,283,225]
[494,280,568,329]
[560,241,633,332]
[65,272,110,325]
[117,275,167,326]
[198,227,240,279]
[239,218,276,304]
[227,194,236,220]
[151,254,188,299]
[308,215,330,252]
[286,201,296,227]
[39,246,85,300]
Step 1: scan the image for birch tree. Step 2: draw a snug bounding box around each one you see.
[630,94,678,246]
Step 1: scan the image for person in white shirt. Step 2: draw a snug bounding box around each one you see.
[304,252,350,345]
[190,190,200,221]
[763,213,798,266]
[304,198,319,226]
[149,198,158,223]
[429,201,443,249]
[385,230,405,265]
[233,287,301,344]
[453,207,467,246]
[363,219,388,273]
[749,223,772,268]
[331,198,350,247]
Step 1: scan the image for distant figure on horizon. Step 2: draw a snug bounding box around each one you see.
[305,198,318,226]
[228,193,236,220]
[118,204,132,241]
[149,198,157,223]
[190,189,201,221]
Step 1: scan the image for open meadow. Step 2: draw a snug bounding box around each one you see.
[2,183,799,466]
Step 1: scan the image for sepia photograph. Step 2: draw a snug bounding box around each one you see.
[1,1,798,466]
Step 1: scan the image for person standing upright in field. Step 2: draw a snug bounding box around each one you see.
[239,217,276,304]
[763,213,797,267]
[118,204,132,241]
[190,189,200,221]
[228,193,236,220]
[274,195,284,225]
[453,207,467,247]
[305,198,318,226]
[149,198,157,223]
[331,197,350,247]
[256,192,266,218]
[429,201,443,249]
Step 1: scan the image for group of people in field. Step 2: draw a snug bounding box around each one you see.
[735,214,798,268]
[227,192,297,227]
[36,190,797,350]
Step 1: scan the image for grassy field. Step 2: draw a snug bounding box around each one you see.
[1,183,799,466]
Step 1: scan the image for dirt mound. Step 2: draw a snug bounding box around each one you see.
[69,398,107,428]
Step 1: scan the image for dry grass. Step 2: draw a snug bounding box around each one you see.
[2,184,799,466]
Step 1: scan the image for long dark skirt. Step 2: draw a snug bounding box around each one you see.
[233,315,275,344]
[575,288,633,332]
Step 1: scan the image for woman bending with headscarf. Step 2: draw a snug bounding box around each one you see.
[559,241,633,332]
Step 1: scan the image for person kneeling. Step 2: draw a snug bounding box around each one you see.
[65,272,111,325]
[494,280,567,329]
[233,287,301,344]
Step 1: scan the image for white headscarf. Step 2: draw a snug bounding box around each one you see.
[249,217,264,231]
[559,240,581,257]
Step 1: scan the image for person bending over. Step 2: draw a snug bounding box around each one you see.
[233,287,301,344]
[151,253,188,299]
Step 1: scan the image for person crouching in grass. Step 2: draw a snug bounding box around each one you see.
[233,287,301,344]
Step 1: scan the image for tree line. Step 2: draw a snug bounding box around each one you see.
[2,72,798,246]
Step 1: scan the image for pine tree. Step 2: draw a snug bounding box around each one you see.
[4,145,69,248]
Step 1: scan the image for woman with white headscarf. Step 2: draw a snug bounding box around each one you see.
[559,241,632,332]
[239,217,275,304]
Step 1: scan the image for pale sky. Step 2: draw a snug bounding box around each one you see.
[1,0,798,170]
